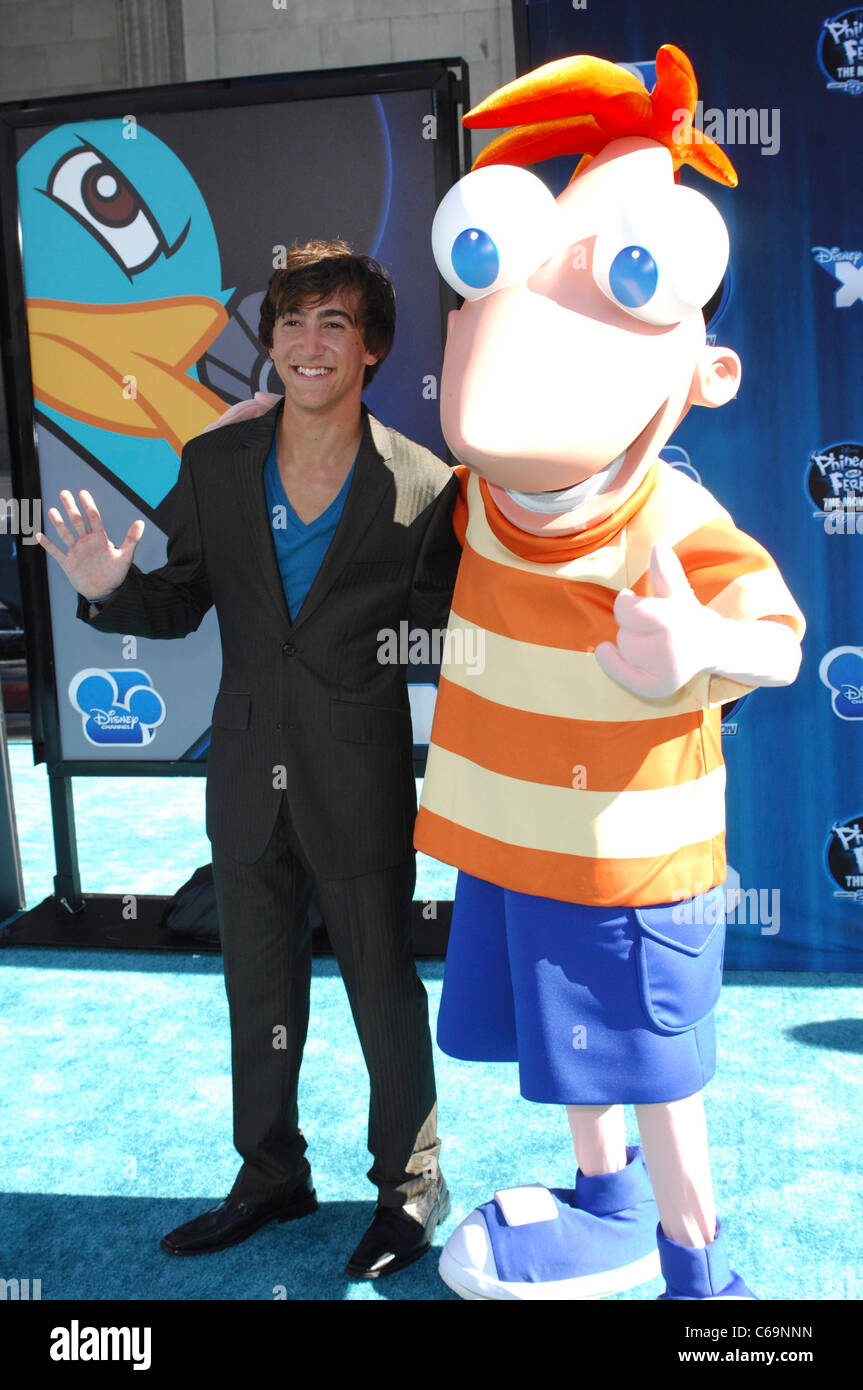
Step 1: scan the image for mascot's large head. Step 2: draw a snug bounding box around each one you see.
[432,45,741,535]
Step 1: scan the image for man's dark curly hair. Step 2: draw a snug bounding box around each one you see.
[259,240,396,387]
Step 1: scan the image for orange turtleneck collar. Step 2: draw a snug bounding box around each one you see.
[478,460,659,563]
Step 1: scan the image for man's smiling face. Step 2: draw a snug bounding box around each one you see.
[268,289,379,413]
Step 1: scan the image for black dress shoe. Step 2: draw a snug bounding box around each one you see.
[160,1176,318,1255]
[345,1177,450,1279]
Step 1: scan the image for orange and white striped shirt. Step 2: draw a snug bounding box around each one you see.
[414,461,805,907]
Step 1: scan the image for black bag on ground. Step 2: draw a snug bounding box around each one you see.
[160,864,329,948]
[160,864,220,943]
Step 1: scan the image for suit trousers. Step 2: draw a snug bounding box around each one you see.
[210,791,441,1209]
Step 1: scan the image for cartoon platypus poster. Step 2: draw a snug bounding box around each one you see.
[13,96,397,761]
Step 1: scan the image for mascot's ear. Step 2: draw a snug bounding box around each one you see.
[687,346,742,408]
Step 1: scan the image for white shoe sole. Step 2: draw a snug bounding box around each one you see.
[439,1246,661,1301]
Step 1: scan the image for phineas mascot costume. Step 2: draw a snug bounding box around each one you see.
[414,45,805,1300]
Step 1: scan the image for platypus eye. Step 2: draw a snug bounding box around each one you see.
[45,142,164,276]
[432,165,565,301]
[592,185,730,326]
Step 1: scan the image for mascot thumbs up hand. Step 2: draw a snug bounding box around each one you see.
[597,543,802,697]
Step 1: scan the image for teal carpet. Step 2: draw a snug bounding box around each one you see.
[0,742,860,1300]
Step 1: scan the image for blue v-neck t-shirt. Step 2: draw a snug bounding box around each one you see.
[263,435,355,620]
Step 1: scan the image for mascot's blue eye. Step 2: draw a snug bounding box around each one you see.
[451,228,500,289]
[608,245,658,308]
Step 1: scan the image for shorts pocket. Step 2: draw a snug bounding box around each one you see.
[633,888,726,1036]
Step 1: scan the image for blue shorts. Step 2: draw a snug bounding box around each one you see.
[436,872,726,1105]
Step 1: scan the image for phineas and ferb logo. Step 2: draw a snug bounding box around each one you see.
[818,9,863,93]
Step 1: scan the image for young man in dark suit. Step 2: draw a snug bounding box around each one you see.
[36,241,460,1279]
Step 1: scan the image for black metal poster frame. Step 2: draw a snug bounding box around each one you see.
[0,58,470,943]
[511,0,533,75]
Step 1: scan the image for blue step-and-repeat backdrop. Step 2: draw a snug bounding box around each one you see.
[520,1,862,968]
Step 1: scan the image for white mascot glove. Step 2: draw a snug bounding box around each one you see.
[594,543,721,697]
[595,543,802,698]
[203,391,282,433]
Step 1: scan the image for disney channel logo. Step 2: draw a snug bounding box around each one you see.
[804,441,863,531]
[811,247,863,307]
[825,815,863,903]
[818,9,863,93]
[68,668,166,747]
[819,647,863,718]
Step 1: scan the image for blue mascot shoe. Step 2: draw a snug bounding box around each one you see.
[439,1145,660,1300]
[657,1219,757,1299]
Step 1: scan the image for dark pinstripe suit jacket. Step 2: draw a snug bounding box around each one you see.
[76,401,460,875]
